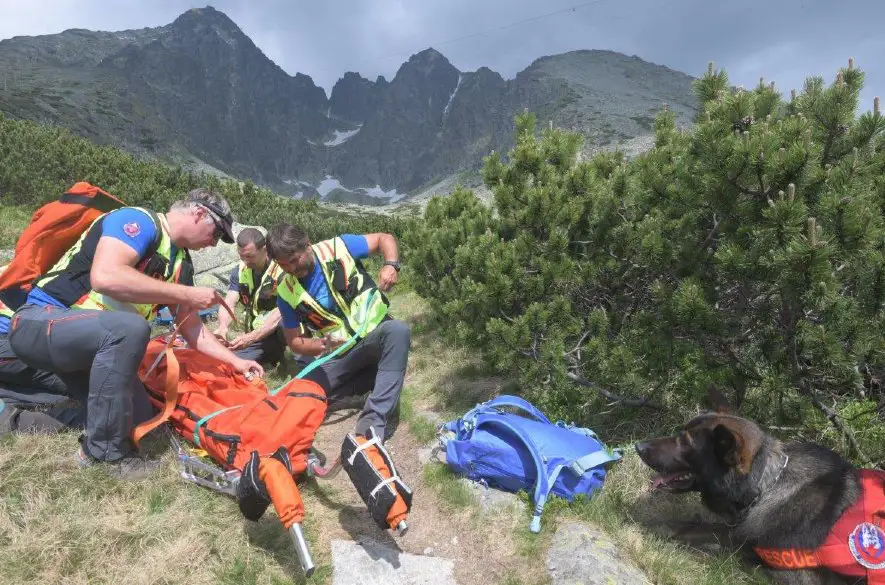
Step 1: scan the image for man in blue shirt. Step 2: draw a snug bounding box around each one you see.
[6,189,264,480]
[267,223,408,443]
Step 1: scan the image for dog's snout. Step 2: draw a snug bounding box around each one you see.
[634,441,650,457]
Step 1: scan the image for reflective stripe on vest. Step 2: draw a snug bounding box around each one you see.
[37,207,186,320]
[276,237,389,341]
[238,259,284,332]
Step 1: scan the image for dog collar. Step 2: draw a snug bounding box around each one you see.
[729,452,790,525]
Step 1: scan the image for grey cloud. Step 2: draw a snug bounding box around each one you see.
[0,0,882,107]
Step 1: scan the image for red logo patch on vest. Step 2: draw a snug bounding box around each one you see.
[849,522,885,569]
[123,222,141,238]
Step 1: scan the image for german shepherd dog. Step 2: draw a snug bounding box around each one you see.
[635,389,867,584]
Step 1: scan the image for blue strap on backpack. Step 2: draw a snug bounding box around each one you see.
[440,395,621,532]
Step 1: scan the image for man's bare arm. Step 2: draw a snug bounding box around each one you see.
[362,232,399,261]
[249,308,282,342]
[214,290,240,334]
[176,307,263,377]
[283,325,336,357]
[91,237,218,308]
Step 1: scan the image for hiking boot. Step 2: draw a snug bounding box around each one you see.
[75,447,162,481]
[0,399,66,436]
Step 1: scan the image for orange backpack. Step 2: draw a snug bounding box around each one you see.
[136,336,327,474]
[0,182,125,305]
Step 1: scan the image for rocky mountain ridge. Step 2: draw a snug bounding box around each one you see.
[0,6,699,204]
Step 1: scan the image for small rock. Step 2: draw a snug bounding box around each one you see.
[415,409,445,425]
[418,441,445,465]
[331,539,456,585]
[546,521,650,585]
[423,547,434,556]
[460,478,526,514]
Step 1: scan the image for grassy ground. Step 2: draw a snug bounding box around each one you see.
[0,203,32,251]
[393,290,774,585]
[0,288,774,585]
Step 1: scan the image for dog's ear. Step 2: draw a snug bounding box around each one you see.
[707,384,731,414]
[712,424,743,468]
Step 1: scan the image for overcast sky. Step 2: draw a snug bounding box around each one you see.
[1,0,883,110]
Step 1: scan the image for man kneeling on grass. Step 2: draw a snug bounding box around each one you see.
[7,189,263,480]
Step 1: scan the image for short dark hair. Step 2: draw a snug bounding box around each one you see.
[266,223,311,261]
[237,227,266,249]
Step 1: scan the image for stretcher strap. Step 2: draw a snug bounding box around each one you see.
[193,405,242,447]
[347,434,381,466]
[370,475,400,498]
[131,345,179,447]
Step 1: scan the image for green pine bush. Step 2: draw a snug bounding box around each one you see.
[0,113,410,242]
[406,59,885,464]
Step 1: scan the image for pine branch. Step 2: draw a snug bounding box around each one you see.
[564,330,592,357]
[700,213,721,252]
[756,159,768,195]
[800,380,875,467]
[565,371,664,409]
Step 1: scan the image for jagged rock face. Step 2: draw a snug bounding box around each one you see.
[329,72,387,124]
[428,67,512,179]
[98,7,329,182]
[0,7,699,202]
[329,48,462,190]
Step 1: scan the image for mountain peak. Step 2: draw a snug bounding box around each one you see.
[170,5,244,37]
[394,47,458,84]
[408,47,449,65]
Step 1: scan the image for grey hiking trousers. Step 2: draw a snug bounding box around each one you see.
[0,334,85,428]
[8,304,156,461]
[300,319,410,441]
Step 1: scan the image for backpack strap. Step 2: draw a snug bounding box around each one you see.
[473,412,552,533]
[559,423,622,474]
[144,210,164,260]
[570,449,622,476]
[472,395,552,425]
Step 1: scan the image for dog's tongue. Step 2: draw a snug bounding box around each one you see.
[651,472,685,491]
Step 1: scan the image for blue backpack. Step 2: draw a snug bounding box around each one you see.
[440,395,621,532]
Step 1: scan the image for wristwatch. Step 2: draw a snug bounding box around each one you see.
[383,260,401,272]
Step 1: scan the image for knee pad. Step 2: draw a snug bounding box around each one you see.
[340,427,412,532]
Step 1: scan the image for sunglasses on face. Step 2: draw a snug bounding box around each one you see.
[207,213,225,240]
[199,204,226,240]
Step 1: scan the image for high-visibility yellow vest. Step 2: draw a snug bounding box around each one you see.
[276,237,388,341]
[0,299,12,320]
[36,207,190,320]
[237,259,284,332]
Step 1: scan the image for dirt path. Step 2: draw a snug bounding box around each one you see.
[299,396,541,585]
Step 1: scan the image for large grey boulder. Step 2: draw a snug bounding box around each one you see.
[547,521,650,585]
